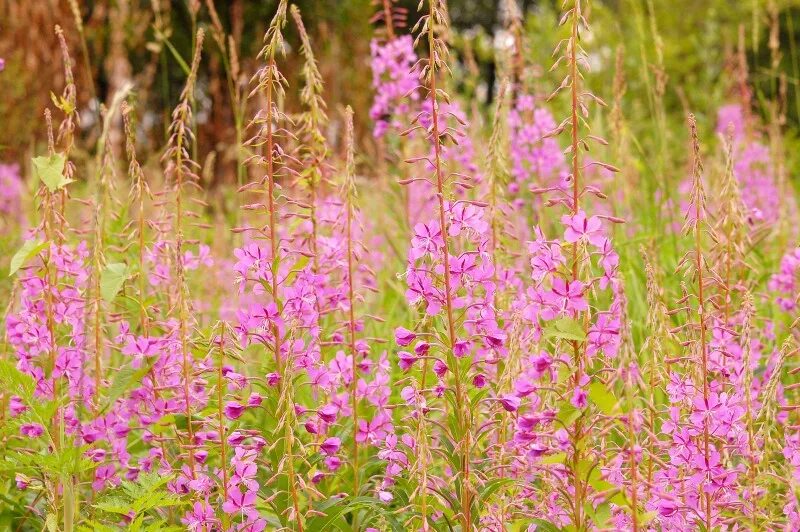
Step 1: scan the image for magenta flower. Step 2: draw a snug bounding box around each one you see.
[356,412,391,444]
[398,350,417,371]
[514,375,537,397]
[325,455,342,471]
[657,499,680,518]
[181,501,217,530]
[498,394,521,412]
[9,395,26,416]
[405,269,442,315]
[318,404,338,424]
[571,387,588,409]
[247,393,263,407]
[320,437,341,456]
[453,339,470,357]
[92,464,118,491]
[545,278,588,318]
[222,488,258,515]
[586,313,620,358]
[448,202,488,236]
[433,359,448,378]
[410,222,444,261]
[266,372,280,386]
[395,326,416,346]
[20,423,44,438]
[224,401,246,420]
[562,210,605,247]
[122,336,159,359]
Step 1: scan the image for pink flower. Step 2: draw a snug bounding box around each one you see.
[499,394,521,412]
[448,202,488,236]
[266,372,280,386]
[92,464,118,491]
[222,488,257,515]
[545,278,588,318]
[454,339,470,357]
[514,375,537,397]
[9,396,26,416]
[414,342,430,355]
[224,401,246,420]
[182,501,217,530]
[398,351,417,371]
[357,412,391,444]
[587,313,620,358]
[405,269,442,315]
[395,327,416,346]
[562,210,605,247]
[410,221,444,260]
[320,437,341,456]
[122,336,159,359]
[325,456,342,471]
[657,499,680,518]
[318,404,338,424]
[532,353,553,376]
[571,387,588,409]
[433,359,448,378]
[20,423,44,438]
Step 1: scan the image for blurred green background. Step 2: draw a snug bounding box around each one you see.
[1,0,799,186]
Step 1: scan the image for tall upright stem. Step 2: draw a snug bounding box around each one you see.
[689,116,711,531]
[262,40,303,527]
[567,3,585,528]
[344,107,360,503]
[426,2,470,526]
[217,323,230,529]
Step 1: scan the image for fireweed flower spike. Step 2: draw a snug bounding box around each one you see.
[647,115,745,530]
[392,0,507,528]
[336,106,392,517]
[3,30,90,528]
[518,0,625,528]
[235,1,320,527]
[4,1,800,530]
[161,28,206,478]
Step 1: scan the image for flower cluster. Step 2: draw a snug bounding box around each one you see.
[0,163,24,229]
[369,35,419,138]
[769,246,800,312]
[507,94,567,206]
[715,104,782,225]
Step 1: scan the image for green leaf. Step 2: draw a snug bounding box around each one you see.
[45,513,58,532]
[104,363,152,409]
[556,401,582,426]
[588,382,619,414]
[32,153,70,192]
[543,317,586,342]
[0,359,36,401]
[587,501,612,527]
[50,91,75,115]
[100,263,130,302]
[8,239,47,276]
[307,496,403,531]
[478,477,516,504]
[639,511,657,525]
[539,452,566,465]
[528,518,562,532]
[93,497,131,515]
